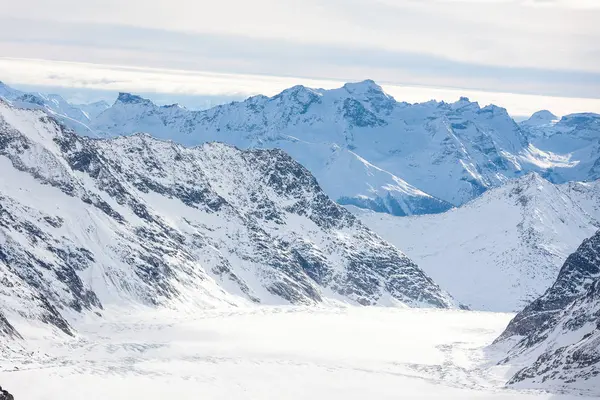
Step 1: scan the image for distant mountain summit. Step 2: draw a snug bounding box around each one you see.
[520,110,558,128]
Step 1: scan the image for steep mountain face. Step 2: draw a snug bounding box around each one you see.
[0,101,455,339]
[354,173,600,312]
[496,230,600,395]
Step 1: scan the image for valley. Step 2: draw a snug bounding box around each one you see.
[0,306,581,399]
[1,81,599,398]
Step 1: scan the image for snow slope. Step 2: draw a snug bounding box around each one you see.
[521,112,600,184]
[0,306,587,400]
[496,230,600,395]
[353,173,600,312]
[0,81,106,135]
[0,100,455,339]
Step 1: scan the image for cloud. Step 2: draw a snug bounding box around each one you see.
[2,57,599,117]
[0,17,598,100]
[0,0,597,113]
[2,0,598,73]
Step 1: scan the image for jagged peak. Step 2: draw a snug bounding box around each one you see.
[115,92,154,106]
[161,103,187,110]
[343,79,385,95]
[274,84,321,99]
[508,171,556,194]
[452,96,479,110]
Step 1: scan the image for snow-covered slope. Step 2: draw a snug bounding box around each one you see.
[0,81,101,135]
[74,100,110,120]
[353,173,600,312]
[522,112,600,183]
[496,230,600,395]
[0,100,456,339]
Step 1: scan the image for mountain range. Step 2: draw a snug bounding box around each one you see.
[0,99,455,339]
[2,80,600,394]
[3,80,599,217]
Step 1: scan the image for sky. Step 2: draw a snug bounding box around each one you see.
[0,0,599,116]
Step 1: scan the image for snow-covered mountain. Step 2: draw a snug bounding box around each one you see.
[521,112,600,184]
[496,229,600,395]
[86,81,600,214]
[519,110,558,129]
[89,83,533,211]
[88,87,456,216]
[0,81,106,135]
[4,80,600,218]
[353,173,600,312]
[0,100,456,339]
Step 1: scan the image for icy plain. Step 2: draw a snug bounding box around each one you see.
[0,307,588,399]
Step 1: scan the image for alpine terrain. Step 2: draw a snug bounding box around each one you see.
[496,229,600,395]
[85,82,600,216]
[354,173,600,312]
[4,80,600,218]
[0,99,456,340]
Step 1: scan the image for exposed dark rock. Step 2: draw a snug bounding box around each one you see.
[496,230,600,391]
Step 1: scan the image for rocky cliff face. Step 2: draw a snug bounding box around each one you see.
[496,229,600,394]
[0,100,455,339]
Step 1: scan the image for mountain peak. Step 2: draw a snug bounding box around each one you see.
[343,79,384,94]
[521,109,558,127]
[531,109,557,120]
[450,96,480,112]
[116,92,153,106]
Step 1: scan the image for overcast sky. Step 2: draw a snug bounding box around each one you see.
[1,0,599,116]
